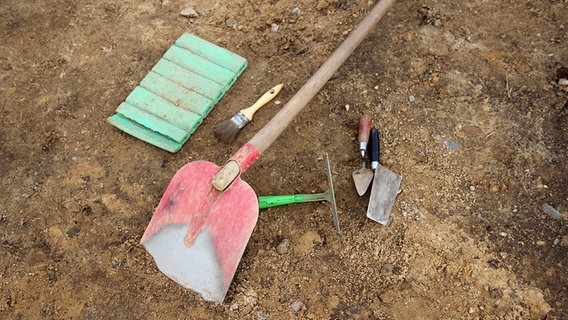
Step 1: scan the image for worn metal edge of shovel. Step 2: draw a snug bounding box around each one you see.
[140,0,397,303]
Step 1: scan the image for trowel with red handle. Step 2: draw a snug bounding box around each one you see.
[352,115,374,196]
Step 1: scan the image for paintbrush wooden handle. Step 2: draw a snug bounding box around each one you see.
[240,84,283,120]
[248,0,395,154]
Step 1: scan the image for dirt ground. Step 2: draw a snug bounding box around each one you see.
[1,0,567,319]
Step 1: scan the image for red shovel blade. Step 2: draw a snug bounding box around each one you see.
[140,160,259,302]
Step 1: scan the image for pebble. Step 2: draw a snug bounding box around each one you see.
[542,204,563,219]
[560,235,568,247]
[226,19,235,27]
[291,300,304,313]
[409,95,415,102]
[381,263,394,276]
[276,238,290,254]
[271,23,279,32]
[180,7,199,18]
[558,78,568,86]
[442,140,459,150]
[345,104,350,111]
[292,8,301,16]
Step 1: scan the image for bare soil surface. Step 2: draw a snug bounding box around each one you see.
[1,0,567,319]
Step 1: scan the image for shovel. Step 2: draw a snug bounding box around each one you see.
[140,0,396,303]
[257,154,339,232]
[352,114,374,196]
[366,127,402,225]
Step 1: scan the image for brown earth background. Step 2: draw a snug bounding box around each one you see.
[1,0,567,319]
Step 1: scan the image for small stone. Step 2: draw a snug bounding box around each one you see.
[381,263,394,276]
[542,204,563,219]
[292,8,301,16]
[409,95,415,102]
[180,7,199,18]
[499,232,508,237]
[470,186,476,191]
[558,78,568,86]
[345,104,350,111]
[442,140,459,150]
[66,227,80,238]
[276,238,290,254]
[536,240,546,246]
[434,19,442,27]
[226,19,235,27]
[560,235,568,247]
[271,23,279,32]
[291,300,304,313]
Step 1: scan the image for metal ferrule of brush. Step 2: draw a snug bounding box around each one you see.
[231,111,250,129]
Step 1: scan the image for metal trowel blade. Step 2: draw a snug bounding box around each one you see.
[352,168,374,196]
[366,164,402,224]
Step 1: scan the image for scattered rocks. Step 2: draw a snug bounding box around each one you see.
[291,300,304,313]
[276,238,290,254]
[442,140,459,150]
[381,263,394,276]
[560,235,568,247]
[541,204,563,219]
[180,7,198,18]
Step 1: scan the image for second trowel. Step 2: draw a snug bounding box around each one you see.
[367,127,402,225]
[352,115,374,196]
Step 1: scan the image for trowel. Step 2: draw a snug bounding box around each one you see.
[352,115,374,196]
[366,127,402,225]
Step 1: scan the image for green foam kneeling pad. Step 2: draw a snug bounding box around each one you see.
[107,33,247,152]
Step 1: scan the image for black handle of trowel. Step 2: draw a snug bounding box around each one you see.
[369,127,379,170]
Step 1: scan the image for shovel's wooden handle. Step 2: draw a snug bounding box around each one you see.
[213,0,395,191]
[248,0,395,154]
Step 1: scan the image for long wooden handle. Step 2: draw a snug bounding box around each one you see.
[240,83,284,120]
[248,0,395,154]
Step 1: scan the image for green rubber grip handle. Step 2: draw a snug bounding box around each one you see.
[258,191,330,209]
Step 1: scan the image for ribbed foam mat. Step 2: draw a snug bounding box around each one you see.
[107,33,247,152]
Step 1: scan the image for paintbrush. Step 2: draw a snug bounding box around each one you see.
[214,83,283,143]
